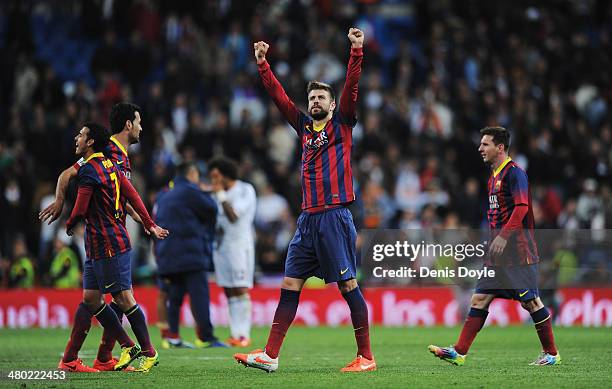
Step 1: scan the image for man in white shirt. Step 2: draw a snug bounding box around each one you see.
[209,157,257,347]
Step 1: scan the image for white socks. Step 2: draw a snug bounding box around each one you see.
[228,294,252,339]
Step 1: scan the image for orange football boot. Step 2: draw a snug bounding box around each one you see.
[93,358,135,371]
[58,358,99,372]
[340,355,377,372]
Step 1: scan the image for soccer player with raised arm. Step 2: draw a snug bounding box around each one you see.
[234,28,375,372]
[59,123,168,372]
[429,126,560,366]
[40,102,154,370]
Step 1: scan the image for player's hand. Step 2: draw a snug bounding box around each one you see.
[199,182,213,192]
[348,28,364,48]
[39,198,64,225]
[211,179,223,193]
[488,236,507,257]
[66,224,74,237]
[254,41,269,65]
[148,225,169,240]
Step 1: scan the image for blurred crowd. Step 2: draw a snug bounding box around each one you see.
[0,0,611,289]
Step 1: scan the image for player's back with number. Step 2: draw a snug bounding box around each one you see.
[78,153,130,260]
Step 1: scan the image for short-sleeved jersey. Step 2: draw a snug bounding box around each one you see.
[486,158,539,266]
[215,180,256,249]
[258,47,363,210]
[74,135,131,180]
[78,152,131,260]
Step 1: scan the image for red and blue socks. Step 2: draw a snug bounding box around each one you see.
[455,307,488,355]
[96,301,124,362]
[62,303,93,363]
[265,289,300,358]
[531,307,558,355]
[125,304,156,357]
[342,287,373,360]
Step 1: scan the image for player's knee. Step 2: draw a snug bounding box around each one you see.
[337,278,357,294]
[111,290,136,310]
[82,293,103,311]
[281,277,303,291]
[470,294,491,309]
[224,287,242,298]
[520,298,543,313]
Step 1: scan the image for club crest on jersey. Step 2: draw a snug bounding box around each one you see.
[304,130,328,150]
[495,180,502,190]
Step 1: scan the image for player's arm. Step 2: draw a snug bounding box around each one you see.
[39,165,78,224]
[254,41,302,132]
[65,185,93,236]
[221,185,257,224]
[126,203,143,224]
[217,191,239,223]
[489,205,528,256]
[339,28,364,124]
[490,168,530,255]
[499,205,528,239]
[118,173,169,239]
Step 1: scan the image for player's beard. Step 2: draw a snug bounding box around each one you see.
[129,131,140,144]
[310,107,329,120]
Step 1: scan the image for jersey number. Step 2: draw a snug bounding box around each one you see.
[109,172,121,219]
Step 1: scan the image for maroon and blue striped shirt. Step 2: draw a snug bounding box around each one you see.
[74,136,131,225]
[76,152,131,260]
[106,136,131,180]
[486,158,539,266]
[258,47,363,210]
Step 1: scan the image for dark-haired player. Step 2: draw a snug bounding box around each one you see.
[40,102,142,224]
[429,126,560,366]
[234,28,375,372]
[40,102,150,370]
[59,122,168,372]
[209,156,256,347]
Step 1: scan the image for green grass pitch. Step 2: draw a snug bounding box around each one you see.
[0,325,610,388]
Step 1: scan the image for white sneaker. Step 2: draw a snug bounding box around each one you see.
[234,349,278,373]
[529,351,561,365]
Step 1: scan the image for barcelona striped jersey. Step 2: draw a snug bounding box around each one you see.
[77,152,131,260]
[74,135,131,225]
[258,47,363,210]
[486,158,539,266]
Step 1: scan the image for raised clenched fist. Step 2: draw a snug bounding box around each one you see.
[254,41,269,65]
[348,28,364,48]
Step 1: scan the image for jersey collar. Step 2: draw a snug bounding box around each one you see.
[493,157,512,178]
[312,121,327,132]
[110,135,128,156]
[85,152,105,163]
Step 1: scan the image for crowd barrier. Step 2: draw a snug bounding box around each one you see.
[1,285,610,328]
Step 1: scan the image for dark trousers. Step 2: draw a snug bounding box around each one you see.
[165,270,216,342]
